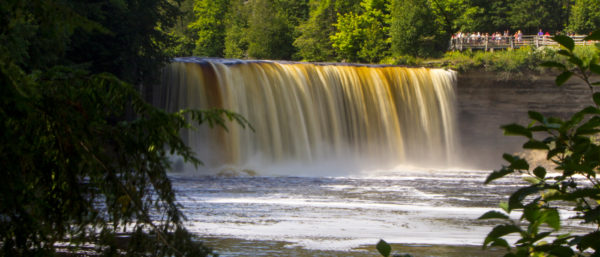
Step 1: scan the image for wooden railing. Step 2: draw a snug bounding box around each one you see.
[449,35,596,51]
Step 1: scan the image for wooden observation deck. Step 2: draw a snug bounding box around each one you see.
[449,35,595,51]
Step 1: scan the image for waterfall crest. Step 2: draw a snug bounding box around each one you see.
[155,58,459,174]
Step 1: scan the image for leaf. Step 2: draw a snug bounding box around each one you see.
[483,224,523,247]
[499,202,510,213]
[576,116,600,135]
[502,124,532,138]
[579,106,600,115]
[563,188,600,200]
[376,239,392,257]
[552,35,575,51]
[490,238,510,250]
[523,140,549,150]
[529,125,548,132]
[578,231,600,251]
[485,167,513,184]
[508,186,541,211]
[528,111,545,123]
[523,176,541,184]
[556,49,572,57]
[479,211,510,220]
[555,71,573,86]
[591,63,600,75]
[548,246,574,257]
[541,208,560,230]
[509,158,529,171]
[583,206,600,223]
[533,166,546,179]
[523,204,541,223]
[503,153,516,163]
[532,231,552,243]
[569,56,584,68]
[594,93,600,107]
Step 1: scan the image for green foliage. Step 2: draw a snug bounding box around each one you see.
[481,32,600,257]
[294,0,339,62]
[163,0,197,57]
[330,0,390,63]
[390,0,444,58]
[569,0,600,34]
[439,45,600,73]
[223,0,250,58]
[0,0,250,256]
[507,0,569,34]
[441,47,563,72]
[189,0,230,57]
[243,0,308,60]
[165,0,600,62]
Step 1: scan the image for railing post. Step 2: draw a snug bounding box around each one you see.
[510,37,514,49]
[485,35,488,51]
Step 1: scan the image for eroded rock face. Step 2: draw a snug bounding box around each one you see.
[456,70,593,169]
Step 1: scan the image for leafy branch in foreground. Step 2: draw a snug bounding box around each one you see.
[0,64,249,256]
[480,31,600,257]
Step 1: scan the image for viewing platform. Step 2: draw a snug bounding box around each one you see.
[450,35,595,51]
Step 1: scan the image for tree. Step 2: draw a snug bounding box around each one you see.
[294,0,362,62]
[294,0,338,61]
[507,0,570,34]
[189,0,230,57]
[569,0,600,34]
[244,0,308,60]
[480,33,600,257]
[0,0,249,256]
[224,0,250,58]
[330,0,390,63]
[164,0,197,57]
[390,0,442,57]
[65,0,182,85]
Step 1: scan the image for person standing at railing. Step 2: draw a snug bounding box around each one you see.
[536,29,544,47]
[518,30,523,43]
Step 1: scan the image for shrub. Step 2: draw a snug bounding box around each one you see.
[480,32,600,257]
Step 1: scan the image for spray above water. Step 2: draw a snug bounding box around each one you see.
[154,58,459,175]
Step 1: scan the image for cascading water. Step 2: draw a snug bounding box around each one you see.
[155,59,593,255]
[154,58,459,175]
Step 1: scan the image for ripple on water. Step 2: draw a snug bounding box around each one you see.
[170,170,593,253]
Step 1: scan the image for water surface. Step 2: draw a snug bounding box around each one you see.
[170,168,551,256]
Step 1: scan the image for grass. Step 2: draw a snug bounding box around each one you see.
[384,45,599,73]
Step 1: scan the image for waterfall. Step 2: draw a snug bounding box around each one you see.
[155,58,458,175]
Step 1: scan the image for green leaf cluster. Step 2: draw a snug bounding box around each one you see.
[481,32,600,257]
